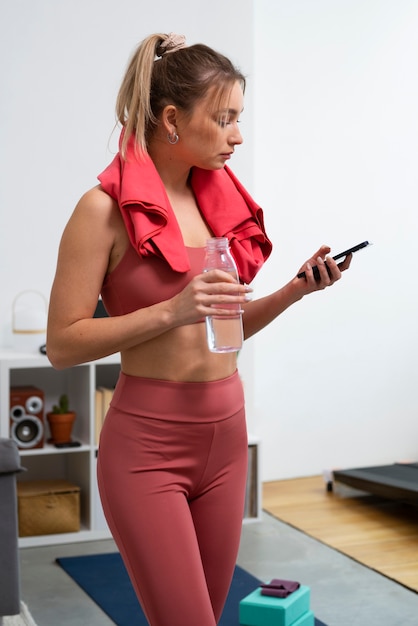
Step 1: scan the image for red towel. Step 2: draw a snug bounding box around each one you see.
[98,133,272,284]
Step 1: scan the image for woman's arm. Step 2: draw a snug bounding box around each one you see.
[46,188,177,368]
[242,245,352,340]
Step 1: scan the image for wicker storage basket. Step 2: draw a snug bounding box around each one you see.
[17,479,80,536]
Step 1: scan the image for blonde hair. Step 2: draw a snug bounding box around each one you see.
[116,33,246,159]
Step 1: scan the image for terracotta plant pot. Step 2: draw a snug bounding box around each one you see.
[47,412,76,444]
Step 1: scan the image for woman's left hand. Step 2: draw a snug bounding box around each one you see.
[296,245,352,292]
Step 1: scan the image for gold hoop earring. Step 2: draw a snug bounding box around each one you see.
[167,132,179,145]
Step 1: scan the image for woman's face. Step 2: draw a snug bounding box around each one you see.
[175,80,244,170]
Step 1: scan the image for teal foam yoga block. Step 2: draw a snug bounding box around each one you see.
[290,611,315,626]
[239,585,311,626]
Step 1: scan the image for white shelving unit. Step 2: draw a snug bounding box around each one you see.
[0,349,260,548]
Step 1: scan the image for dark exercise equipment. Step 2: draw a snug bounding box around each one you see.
[333,463,418,502]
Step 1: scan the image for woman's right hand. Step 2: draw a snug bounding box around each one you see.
[166,269,252,327]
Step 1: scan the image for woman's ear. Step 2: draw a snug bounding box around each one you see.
[162,105,178,135]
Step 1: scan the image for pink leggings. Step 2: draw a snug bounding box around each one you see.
[97,371,248,626]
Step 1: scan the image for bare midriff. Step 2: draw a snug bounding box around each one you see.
[120,322,238,382]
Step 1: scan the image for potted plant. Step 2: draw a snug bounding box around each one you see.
[47,394,76,444]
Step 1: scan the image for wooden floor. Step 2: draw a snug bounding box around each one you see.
[263,475,418,592]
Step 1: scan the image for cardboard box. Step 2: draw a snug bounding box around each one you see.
[239,585,311,626]
[17,479,80,536]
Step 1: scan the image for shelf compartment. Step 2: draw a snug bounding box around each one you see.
[17,451,91,532]
[9,364,91,444]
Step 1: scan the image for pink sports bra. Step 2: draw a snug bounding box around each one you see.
[101,245,206,317]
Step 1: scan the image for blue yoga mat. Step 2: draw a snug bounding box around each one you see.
[56,552,327,626]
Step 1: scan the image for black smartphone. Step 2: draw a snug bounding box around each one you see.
[297,240,370,280]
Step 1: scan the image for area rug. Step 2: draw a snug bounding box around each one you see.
[56,552,327,626]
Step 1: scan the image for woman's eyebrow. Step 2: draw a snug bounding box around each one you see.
[217,107,244,116]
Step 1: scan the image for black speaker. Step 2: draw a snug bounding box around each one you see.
[10,386,44,449]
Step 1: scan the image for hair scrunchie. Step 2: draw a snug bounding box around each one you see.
[156,32,187,57]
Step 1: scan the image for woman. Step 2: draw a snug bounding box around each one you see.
[47,32,351,626]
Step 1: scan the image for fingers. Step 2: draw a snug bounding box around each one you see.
[338,252,353,272]
[201,271,253,305]
[301,243,354,285]
[309,245,331,265]
[325,251,353,281]
[175,271,252,323]
[320,256,340,284]
[302,257,331,286]
[202,268,240,284]
[302,255,341,289]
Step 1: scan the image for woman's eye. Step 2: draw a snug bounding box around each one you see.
[218,118,240,128]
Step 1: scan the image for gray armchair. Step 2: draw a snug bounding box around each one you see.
[0,438,25,620]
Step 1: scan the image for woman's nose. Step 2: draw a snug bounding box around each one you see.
[229,122,243,145]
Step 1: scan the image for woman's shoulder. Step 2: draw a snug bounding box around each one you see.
[75,184,118,215]
[62,186,123,246]
[68,185,124,233]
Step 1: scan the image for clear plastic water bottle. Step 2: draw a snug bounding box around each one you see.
[204,237,243,353]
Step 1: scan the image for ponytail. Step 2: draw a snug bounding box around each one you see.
[116,34,164,158]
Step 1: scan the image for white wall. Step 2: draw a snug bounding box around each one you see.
[253,0,418,479]
[2,1,418,482]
